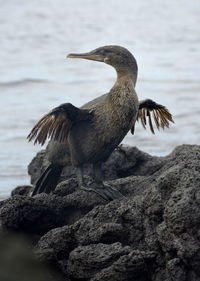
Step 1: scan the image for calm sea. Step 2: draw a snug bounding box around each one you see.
[0,0,200,198]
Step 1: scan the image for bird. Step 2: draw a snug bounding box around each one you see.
[28,45,174,200]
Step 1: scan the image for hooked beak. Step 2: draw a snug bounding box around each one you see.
[67,51,104,62]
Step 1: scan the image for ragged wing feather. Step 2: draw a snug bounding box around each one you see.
[131,99,174,134]
[27,103,93,145]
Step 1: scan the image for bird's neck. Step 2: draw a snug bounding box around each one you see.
[115,67,137,88]
[108,67,138,109]
[106,67,139,134]
[111,68,137,93]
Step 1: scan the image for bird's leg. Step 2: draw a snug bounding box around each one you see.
[77,163,123,201]
[90,162,124,201]
[76,165,86,187]
[77,165,96,191]
[93,162,103,184]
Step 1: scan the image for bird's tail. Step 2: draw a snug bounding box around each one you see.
[31,164,63,196]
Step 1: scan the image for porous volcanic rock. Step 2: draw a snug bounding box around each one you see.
[0,144,200,281]
[28,145,165,184]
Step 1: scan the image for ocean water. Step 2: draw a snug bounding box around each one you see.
[0,0,200,198]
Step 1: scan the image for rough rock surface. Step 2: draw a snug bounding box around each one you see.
[0,144,200,281]
[28,145,165,185]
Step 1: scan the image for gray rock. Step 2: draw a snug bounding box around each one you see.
[28,150,48,185]
[0,190,106,236]
[11,185,33,197]
[91,249,157,281]
[1,144,200,280]
[28,145,165,183]
[67,242,131,279]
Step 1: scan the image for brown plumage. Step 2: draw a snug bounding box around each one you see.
[28,103,93,145]
[134,99,174,134]
[28,99,174,144]
[28,46,174,200]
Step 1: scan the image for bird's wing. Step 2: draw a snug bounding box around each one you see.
[81,93,108,110]
[27,103,93,145]
[131,99,174,134]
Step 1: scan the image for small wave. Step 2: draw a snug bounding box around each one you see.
[139,78,200,85]
[0,78,51,87]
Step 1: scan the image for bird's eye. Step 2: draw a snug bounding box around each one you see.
[99,50,104,55]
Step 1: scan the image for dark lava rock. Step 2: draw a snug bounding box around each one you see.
[67,242,131,279]
[0,190,106,236]
[11,185,33,197]
[28,150,49,185]
[1,144,200,281]
[28,145,165,184]
[91,249,157,281]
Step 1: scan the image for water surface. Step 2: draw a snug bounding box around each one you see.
[0,0,200,198]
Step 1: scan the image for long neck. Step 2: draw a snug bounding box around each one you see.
[111,67,137,93]
[114,65,138,88]
[105,65,139,136]
[108,66,138,110]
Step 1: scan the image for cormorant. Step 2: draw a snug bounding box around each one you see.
[28,45,174,200]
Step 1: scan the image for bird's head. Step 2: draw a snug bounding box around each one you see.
[67,45,138,75]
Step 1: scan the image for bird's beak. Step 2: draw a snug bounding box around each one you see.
[67,52,104,62]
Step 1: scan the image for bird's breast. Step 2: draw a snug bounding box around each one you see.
[93,89,139,145]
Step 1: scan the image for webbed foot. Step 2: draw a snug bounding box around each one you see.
[80,182,124,201]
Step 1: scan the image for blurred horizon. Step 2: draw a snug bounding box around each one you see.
[0,0,200,198]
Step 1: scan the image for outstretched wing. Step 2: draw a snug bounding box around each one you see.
[131,99,174,134]
[27,103,93,145]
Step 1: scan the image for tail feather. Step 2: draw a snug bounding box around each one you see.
[31,164,63,196]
